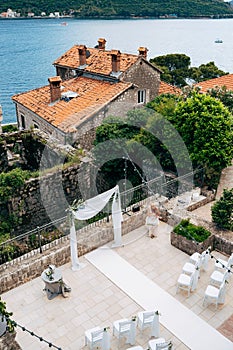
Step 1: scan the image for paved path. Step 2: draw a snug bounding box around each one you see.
[86,248,233,350]
[216,160,233,199]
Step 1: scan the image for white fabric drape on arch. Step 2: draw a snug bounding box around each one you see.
[70,185,123,270]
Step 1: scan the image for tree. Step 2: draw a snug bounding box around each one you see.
[147,93,180,117]
[150,54,191,87]
[93,115,143,190]
[207,86,233,113]
[171,91,233,187]
[149,54,227,87]
[189,61,227,82]
[211,188,233,230]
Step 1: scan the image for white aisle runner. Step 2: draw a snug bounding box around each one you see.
[85,248,232,350]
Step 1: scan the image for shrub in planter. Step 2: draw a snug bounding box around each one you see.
[171,219,213,255]
[173,219,211,242]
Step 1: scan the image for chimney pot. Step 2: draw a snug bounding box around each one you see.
[138,47,148,59]
[98,38,106,50]
[48,76,62,103]
[78,45,87,66]
[111,50,121,73]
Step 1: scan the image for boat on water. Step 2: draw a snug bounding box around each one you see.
[214,39,223,43]
[60,22,68,26]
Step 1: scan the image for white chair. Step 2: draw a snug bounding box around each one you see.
[210,269,230,287]
[156,342,173,350]
[182,255,201,276]
[85,326,104,350]
[148,338,173,350]
[113,318,135,347]
[203,281,226,310]
[176,272,195,296]
[137,311,159,337]
[190,247,211,271]
[182,262,196,275]
[215,253,233,271]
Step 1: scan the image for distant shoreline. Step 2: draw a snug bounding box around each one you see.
[1,14,233,20]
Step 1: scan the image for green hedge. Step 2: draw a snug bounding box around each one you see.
[2,124,18,133]
[173,219,211,242]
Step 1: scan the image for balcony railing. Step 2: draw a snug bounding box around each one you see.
[0,168,204,265]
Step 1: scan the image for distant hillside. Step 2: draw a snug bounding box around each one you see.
[1,0,233,18]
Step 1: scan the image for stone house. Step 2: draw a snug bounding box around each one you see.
[12,38,175,147]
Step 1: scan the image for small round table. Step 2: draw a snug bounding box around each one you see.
[41,267,71,299]
[41,267,62,284]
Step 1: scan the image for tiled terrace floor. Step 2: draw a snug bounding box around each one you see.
[2,220,233,350]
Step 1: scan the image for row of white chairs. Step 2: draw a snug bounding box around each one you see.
[176,249,232,310]
[176,248,211,296]
[84,310,172,349]
[203,252,233,310]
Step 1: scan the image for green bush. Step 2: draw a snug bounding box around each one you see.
[212,188,233,230]
[0,168,31,202]
[2,124,18,133]
[173,219,211,242]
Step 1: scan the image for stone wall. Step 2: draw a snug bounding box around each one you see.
[5,163,83,234]
[0,331,21,350]
[0,129,76,173]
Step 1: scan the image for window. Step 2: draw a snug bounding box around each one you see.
[21,114,25,129]
[137,90,146,104]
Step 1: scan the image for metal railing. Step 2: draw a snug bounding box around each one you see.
[0,217,67,265]
[0,168,204,265]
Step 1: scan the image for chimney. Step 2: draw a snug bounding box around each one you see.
[48,76,62,103]
[78,45,87,66]
[111,50,121,73]
[138,47,148,59]
[98,38,106,50]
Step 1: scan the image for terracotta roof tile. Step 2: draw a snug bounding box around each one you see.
[12,77,132,133]
[53,46,139,75]
[194,74,233,93]
[158,81,181,95]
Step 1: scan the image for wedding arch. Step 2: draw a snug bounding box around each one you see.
[69,185,123,270]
